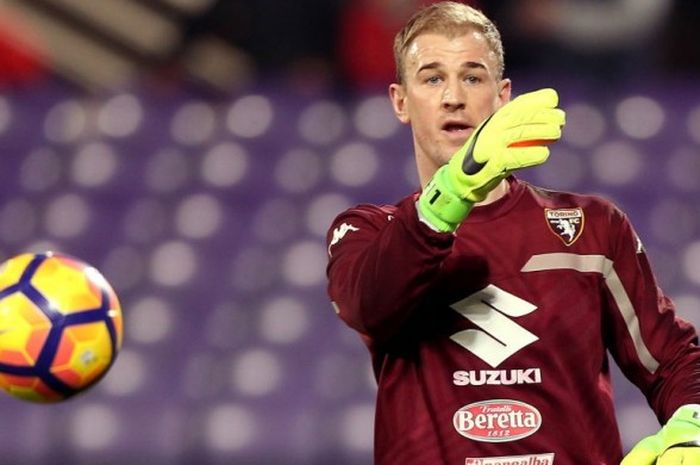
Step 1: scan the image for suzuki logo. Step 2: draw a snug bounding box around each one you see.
[450,285,538,367]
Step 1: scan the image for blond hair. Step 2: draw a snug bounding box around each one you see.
[393,1,504,83]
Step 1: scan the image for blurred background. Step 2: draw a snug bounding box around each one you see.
[0,0,699,464]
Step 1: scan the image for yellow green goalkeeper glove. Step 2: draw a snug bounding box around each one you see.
[621,404,700,465]
[417,88,566,232]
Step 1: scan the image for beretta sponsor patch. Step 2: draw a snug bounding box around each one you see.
[544,208,584,246]
[453,399,542,443]
[465,452,555,465]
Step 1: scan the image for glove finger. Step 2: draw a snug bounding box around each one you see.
[526,108,566,126]
[506,123,563,146]
[656,447,700,465]
[509,88,559,110]
[499,107,566,128]
[502,146,550,169]
[489,89,558,124]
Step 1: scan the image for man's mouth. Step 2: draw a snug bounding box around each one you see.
[441,122,473,140]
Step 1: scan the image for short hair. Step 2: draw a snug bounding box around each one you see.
[393,1,505,83]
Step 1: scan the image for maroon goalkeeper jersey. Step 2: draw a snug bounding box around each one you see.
[326,177,700,465]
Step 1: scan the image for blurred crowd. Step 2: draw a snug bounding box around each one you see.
[1,0,700,92]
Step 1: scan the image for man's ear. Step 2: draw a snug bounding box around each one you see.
[389,83,410,124]
[497,78,512,107]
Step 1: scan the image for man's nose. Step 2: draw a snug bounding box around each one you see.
[441,81,466,111]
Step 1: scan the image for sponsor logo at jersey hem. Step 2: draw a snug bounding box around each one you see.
[545,207,584,246]
[465,452,555,465]
[453,399,542,443]
[453,368,542,386]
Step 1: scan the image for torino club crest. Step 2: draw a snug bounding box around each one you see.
[544,208,584,246]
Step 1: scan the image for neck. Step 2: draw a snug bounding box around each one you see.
[477,178,510,206]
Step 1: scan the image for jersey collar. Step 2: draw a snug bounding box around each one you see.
[461,176,526,224]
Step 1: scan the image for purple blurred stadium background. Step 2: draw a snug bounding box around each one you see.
[0,75,698,465]
[0,1,699,464]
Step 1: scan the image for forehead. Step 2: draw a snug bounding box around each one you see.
[405,31,496,74]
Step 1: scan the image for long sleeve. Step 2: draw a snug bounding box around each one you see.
[603,209,700,422]
[326,195,454,345]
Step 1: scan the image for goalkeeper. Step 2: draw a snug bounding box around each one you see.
[325,2,700,465]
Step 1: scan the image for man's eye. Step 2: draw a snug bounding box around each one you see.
[465,75,482,84]
[426,76,442,84]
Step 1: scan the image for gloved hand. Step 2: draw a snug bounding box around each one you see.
[417,88,566,232]
[621,404,700,465]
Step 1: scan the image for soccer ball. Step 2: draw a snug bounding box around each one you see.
[0,251,123,402]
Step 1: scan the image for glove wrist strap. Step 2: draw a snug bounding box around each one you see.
[417,165,473,233]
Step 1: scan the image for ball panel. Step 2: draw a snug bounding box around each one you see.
[50,329,75,367]
[51,366,81,387]
[88,266,124,351]
[51,322,114,388]
[1,375,63,402]
[0,253,36,291]
[0,350,33,366]
[0,372,36,388]
[27,380,65,402]
[83,266,114,299]
[31,256,102,315]
[0,293,51,365]
[109,307,124,350]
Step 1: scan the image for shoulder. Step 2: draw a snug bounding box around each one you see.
[522,181,625,223]
[328,192,419,230]
[325,195,414,247]
[518,181,634,250]
[333,202,398,224]
[328,203,399,236]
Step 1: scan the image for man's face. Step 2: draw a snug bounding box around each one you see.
[390,31,511,179]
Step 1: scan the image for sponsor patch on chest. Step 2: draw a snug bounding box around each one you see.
[544,208,584,246]
[452,368,542,386]
[453,399,542,442]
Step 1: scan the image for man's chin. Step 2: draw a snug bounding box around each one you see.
[434,152,455,166]
[445,140,468,156]
[442,128,473,147]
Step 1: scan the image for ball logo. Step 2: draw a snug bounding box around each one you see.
[453,399,541,443]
